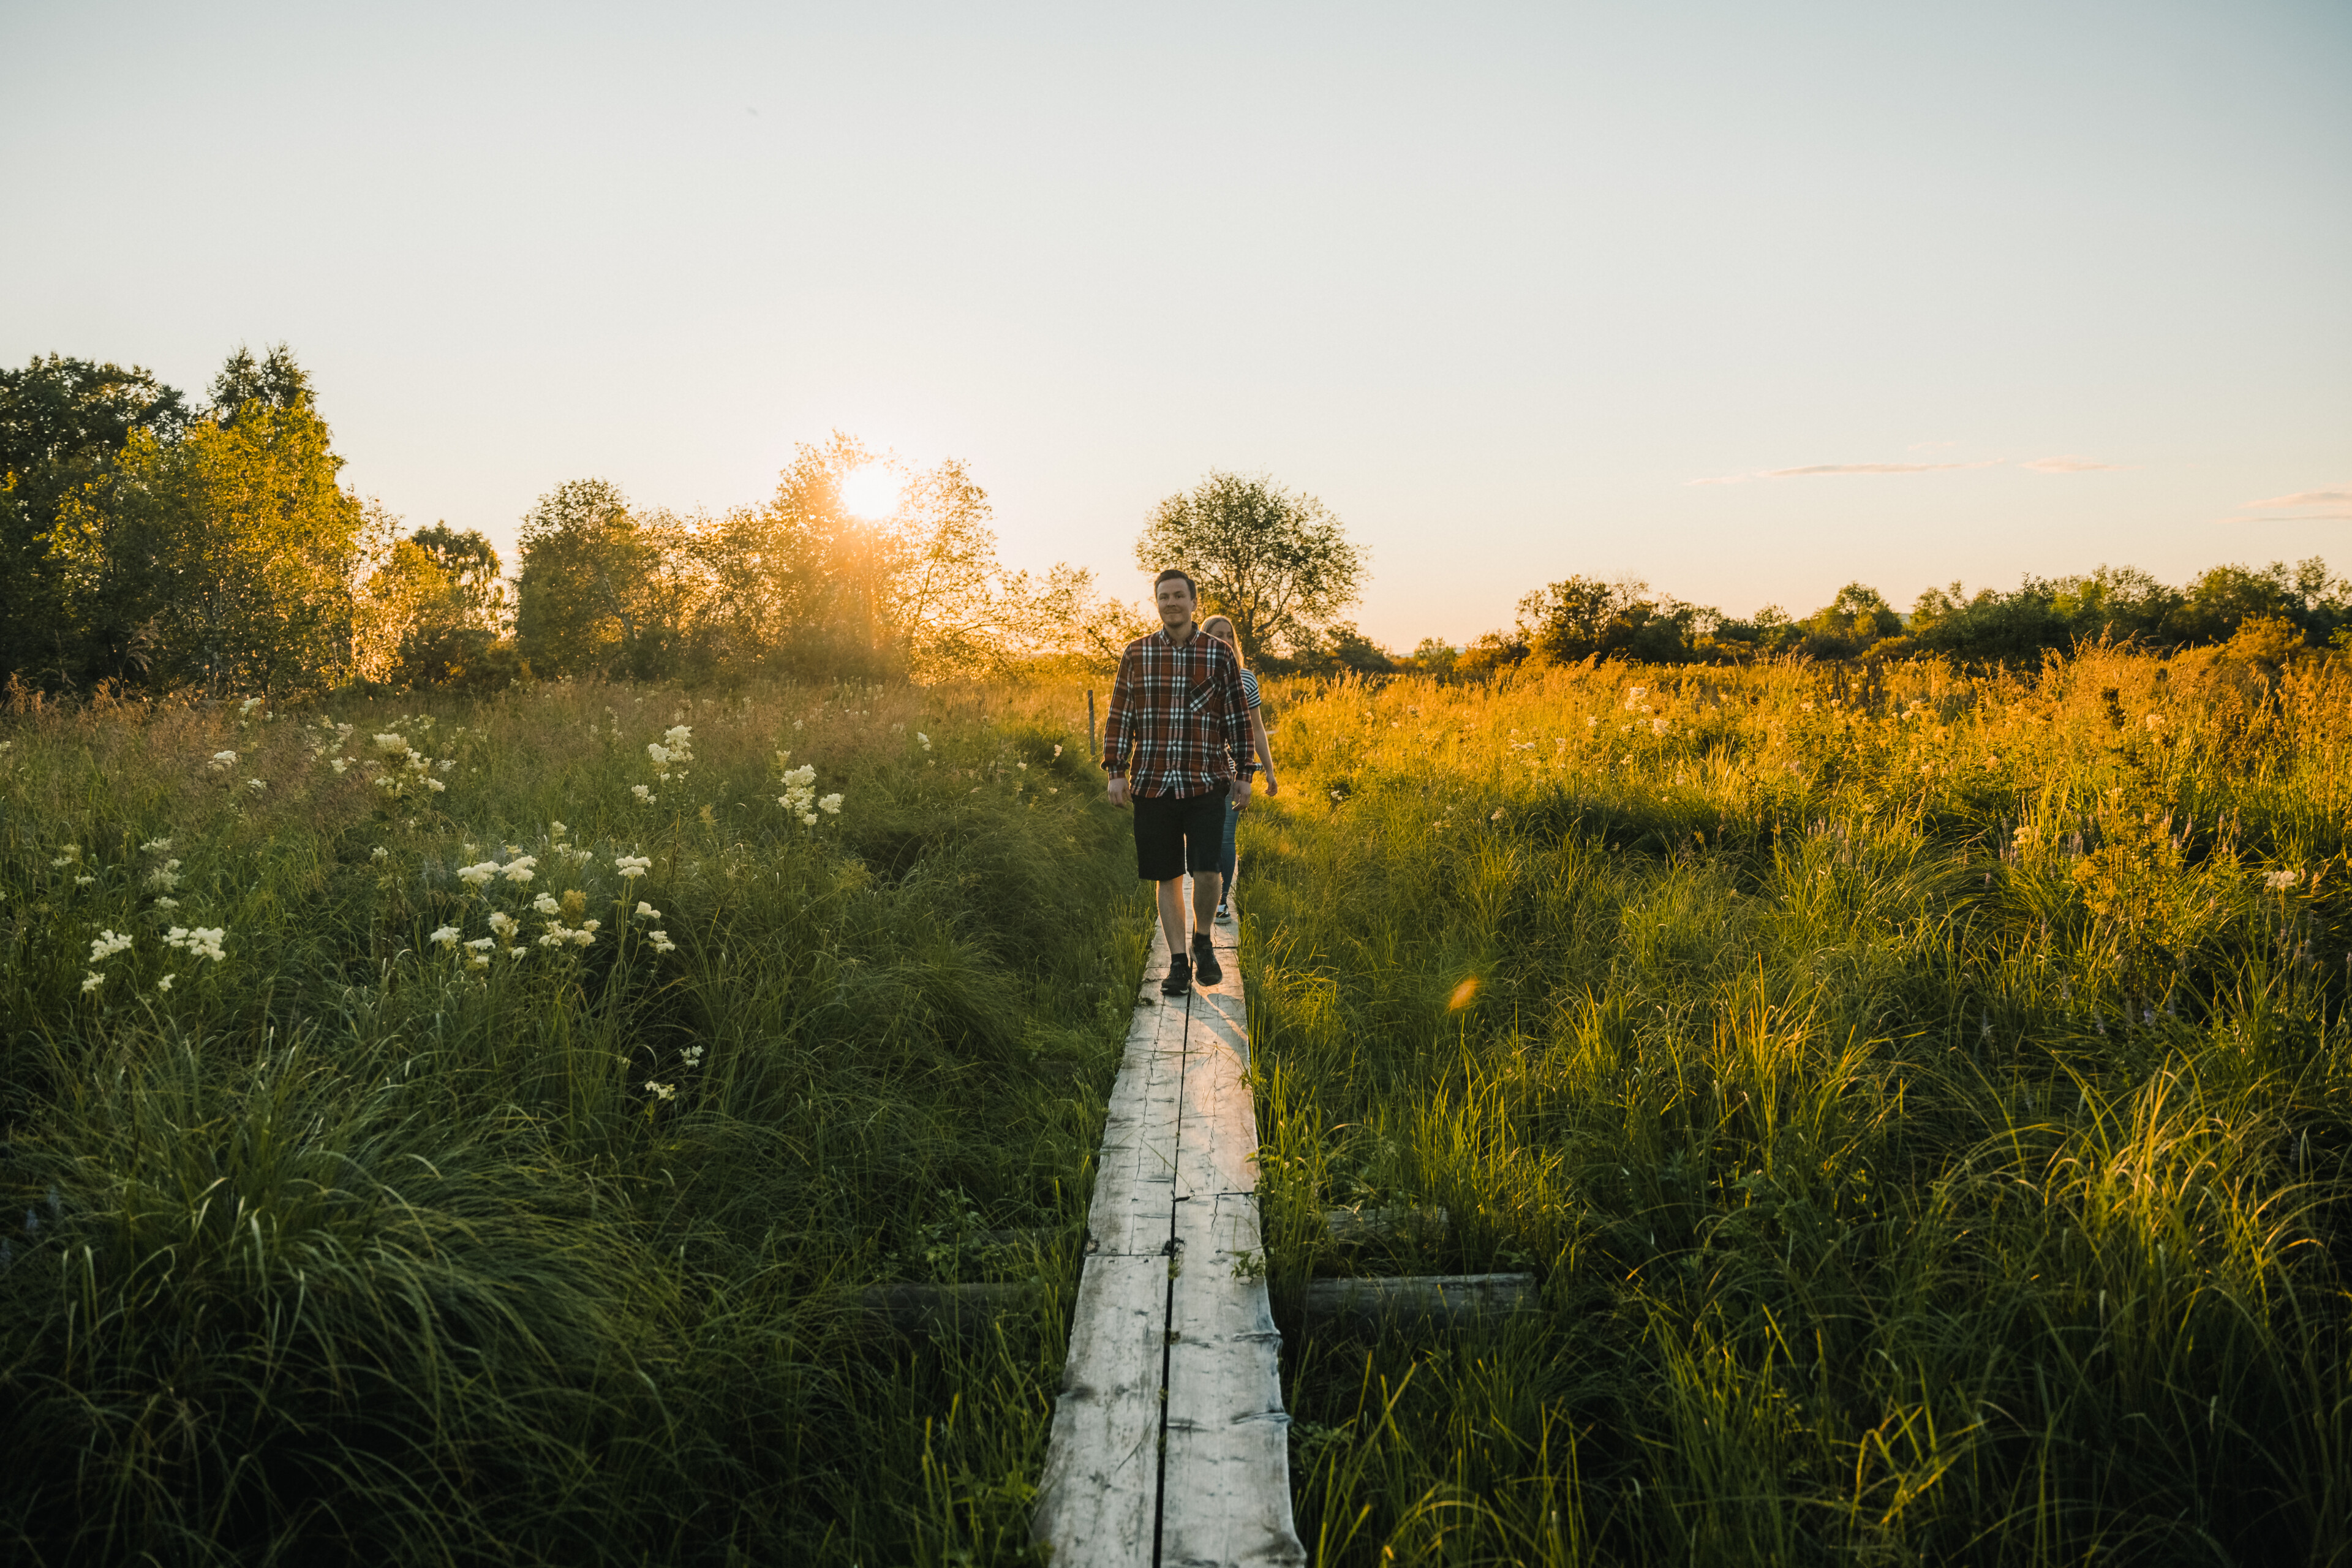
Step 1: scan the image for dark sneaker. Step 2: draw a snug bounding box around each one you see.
[1191,933,1223,986]
[1161,952,1192,997]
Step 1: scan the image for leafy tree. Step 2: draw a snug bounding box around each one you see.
[513,480,703,679]
[1454,629,1532,679]
[207,343,316,426]
[1136,472,1366,662]
[357,524,516,688]
[54,396,365,693]
[0,355,191,687]
[1514,575,1717,665]
[1400,638,1460,678]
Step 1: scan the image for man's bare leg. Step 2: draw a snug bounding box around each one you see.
[1156,872,1224,951]
[1156,876,1189,959]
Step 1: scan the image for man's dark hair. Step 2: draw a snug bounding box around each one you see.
[1153,568,1197,597]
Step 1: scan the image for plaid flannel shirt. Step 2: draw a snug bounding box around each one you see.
[1102,627,1257,797]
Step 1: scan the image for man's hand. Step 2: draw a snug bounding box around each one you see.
[1231,778,1253,812]
[1106,777,1131,809]
[1261,771,1279,797]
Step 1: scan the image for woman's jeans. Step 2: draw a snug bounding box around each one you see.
[1218,800,1240,900]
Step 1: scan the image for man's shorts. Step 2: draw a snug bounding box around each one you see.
[1133,783,1230,881]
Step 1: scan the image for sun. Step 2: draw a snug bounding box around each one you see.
[839,466,903,519]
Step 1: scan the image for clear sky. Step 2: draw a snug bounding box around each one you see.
[6,1,2347,648]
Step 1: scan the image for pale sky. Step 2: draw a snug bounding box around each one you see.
[6,1,2347,649]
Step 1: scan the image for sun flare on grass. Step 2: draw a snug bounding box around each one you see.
[839,465,903,519]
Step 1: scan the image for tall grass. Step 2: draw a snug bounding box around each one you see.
[0,678,1146,1566]
[1246,646,2352,1564]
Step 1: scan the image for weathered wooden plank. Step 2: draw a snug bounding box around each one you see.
[1301,1273,1540,1333]
[1087,929,1188,1257]
[1030,1251,1170,1564]
[1159,926,1306,1567]
[1164,1190,1306,1567]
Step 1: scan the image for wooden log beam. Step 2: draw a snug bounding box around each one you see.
[1300,1273,1540,1333]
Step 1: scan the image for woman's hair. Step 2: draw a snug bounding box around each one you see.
[1202,615,1245,668]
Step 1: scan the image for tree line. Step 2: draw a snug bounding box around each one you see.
[11,345,2334,696]
[1,350,1153,697]
[1403,562,2352,678]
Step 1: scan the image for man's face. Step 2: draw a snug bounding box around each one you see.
[1156,576,1196,633]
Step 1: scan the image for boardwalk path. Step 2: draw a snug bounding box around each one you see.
[1033,907,1306,1567]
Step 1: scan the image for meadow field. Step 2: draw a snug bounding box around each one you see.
[1245,645,2352,1564]
[0,678,1147,1566]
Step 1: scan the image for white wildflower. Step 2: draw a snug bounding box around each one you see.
[51,846,80,867]
[208,751,238,770]
[139,838,172,854]
[645,1081,677,1100]
[649,930,677,953]
[374,734,408,754]
[425,777,446,793]
[163,926,227,962]
[330,758,351,774]
[371,846,389,861]
[488,911,518,938]
[464,937,495,952]
[81,971,105,993]
[550,821,568,840]
[500,856,538,883]
[818,794,842,815]
[74,875,96,886]
[145,856,183,889]
[89,930,134,962]
[157,973,175,992]
[631,784,656,804]
[635,902,660,919]
[429,925,461,946]
[466,953,490,969]
[783,764,816,788]
[239,697,262,715]
[801,812,818,827]
[646,743,672,767]
[532,893,560,916]
[245,778,266,793]
[458,861,497,886]
[916,733,930,749]
[615,855,652,878]
[2264,869,2304,892]
[153,897,178,910]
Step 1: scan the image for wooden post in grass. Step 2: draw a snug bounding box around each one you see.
[1088,689,1097,761]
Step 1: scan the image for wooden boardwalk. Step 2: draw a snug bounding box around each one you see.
[1033,907,1306,1567]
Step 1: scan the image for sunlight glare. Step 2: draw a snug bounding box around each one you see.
[840,466,903,519]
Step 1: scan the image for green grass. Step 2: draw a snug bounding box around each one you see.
[0,678,1148,1566]
[1245,646,2352,1564]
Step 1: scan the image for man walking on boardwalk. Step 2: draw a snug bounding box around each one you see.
[1102,568,1257,996]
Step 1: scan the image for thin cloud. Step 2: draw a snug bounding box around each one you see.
[1690,458,2001,486]
[2242,485,2352,509]
[2022,455,2120,472]
[2219,510,2352,525]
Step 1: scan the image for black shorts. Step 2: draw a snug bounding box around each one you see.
[1133,783,1229,881]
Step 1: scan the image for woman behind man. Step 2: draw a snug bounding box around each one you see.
[1200,614,1278,921]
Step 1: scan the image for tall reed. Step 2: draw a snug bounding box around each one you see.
[1248,647,2351,1564]
[0,678,1143,1566]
